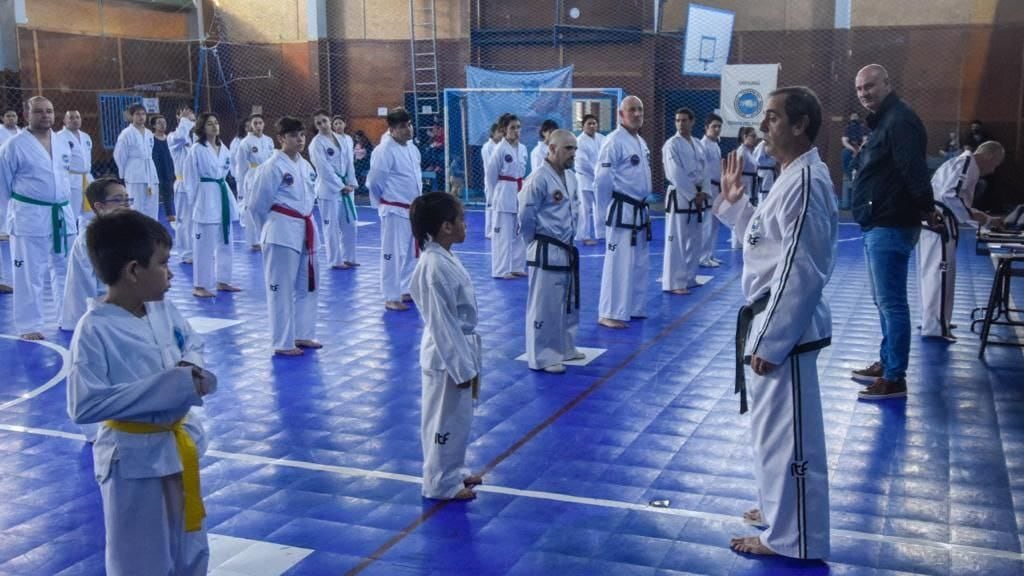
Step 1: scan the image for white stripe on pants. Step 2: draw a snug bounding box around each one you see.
[526,266,578,369]
[490,211,525,277]
[380,213,416,302]
[421,367,473,499]
[575,188,604,241]
[263,242,318,349]
[11,233,72,334]
[917,228,955,338]
[598,226,649,321]
[661,211,701,291]
[747,349,830,560]
[100,462,209,576]
[193,222,232,289]
[128,182,159,221]
[173,181,194,261]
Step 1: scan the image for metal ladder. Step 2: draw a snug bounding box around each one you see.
[408,0,440,138]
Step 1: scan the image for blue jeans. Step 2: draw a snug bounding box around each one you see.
[863,226,920,380]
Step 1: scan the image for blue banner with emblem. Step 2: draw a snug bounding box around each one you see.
[720,64,779,136]
[464,65,574,149]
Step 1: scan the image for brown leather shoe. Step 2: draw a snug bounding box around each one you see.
[851,361,884,384]
[857,377,907,400]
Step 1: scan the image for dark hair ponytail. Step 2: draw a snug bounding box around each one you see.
[409,192,461,250]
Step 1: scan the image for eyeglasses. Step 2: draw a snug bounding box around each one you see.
[101,195,132,206]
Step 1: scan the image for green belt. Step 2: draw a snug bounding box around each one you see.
[200,177,231,244]
[10,192,69,254]
[335,172,357,223]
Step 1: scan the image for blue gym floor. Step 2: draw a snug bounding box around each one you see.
[0,206,1022,575]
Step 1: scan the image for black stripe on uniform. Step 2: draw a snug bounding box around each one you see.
[791,355,808,559]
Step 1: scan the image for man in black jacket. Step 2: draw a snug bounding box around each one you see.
[850,64,940,400]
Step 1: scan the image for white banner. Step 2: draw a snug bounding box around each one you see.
[720,64,779,136]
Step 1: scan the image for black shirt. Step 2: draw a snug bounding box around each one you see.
[851,92,933,229]
[152,137,175,184]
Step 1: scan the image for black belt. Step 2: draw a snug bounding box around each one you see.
[528,233,580,313]
[734,293,831,414]
[606,191,652,246]
[743,172,760,207]
[666,189,703,223]
[923,201,960,244]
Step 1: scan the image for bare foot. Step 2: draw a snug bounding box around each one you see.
[331,263,352,270]
[743,508,768,528]
[500,273,517,280]
[274,348,304,356]
[295,339,322,349]
[669,288,690,295]
[217,282,242,292]
[193,288,216,298]
[0,284,12,294]
[450,487,477,501]
[385,301,410,311]
[511,271,527,277]
[598,318,628,329]
[401,293,413,302]
[463,474,483,488]
[730,536,776,555]
[21,332,44,340]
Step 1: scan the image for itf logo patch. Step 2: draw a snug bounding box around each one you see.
[734,89,764,119]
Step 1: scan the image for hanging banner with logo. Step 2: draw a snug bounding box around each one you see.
[720,64,779,135]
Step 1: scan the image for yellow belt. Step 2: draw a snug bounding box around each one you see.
[176,174,184,181]
[104,418,205,532]
[249,163,258,168]
[81,173,92,213]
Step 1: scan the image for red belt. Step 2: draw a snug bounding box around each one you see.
[379,199,411,210]
[498,175,523,191]
[270,204,316,291]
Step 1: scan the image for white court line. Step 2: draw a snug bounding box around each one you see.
[0,335,71,412]
[0,422,1020,561]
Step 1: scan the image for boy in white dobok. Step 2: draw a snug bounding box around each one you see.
[597,96,653,329]
[114,104,160,220]
[68,209,217,576]
[530,119,559,176]
[480,121,502,240]
[0,96,85,339]
[917,141,1005,340]
[169,107,196,262]
[409,192,482,501]
[661,107,707,295]
[700,113,724,268]
[249,116,322,356]
[235,114,276,251]
[368,107,422,311]
[573,113,605,246]
[60,177,130,332]
[519,129,586,374]
[183,113,240,298]
[717,86,835,560]
[311,110,360,269]
[486,113,529,279]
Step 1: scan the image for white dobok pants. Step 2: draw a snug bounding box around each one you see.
[917,227,956,338]
[128,182,159,221]
[598,225,649,322]
[11,233,73,334]
[526,266,579,370]
[490,211,526,277]
[421,367,474,499]
[380,213,416,302]
[262,242,318,350]
[193,222,233,289]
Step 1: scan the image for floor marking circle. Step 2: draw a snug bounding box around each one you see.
[0,334,72,412]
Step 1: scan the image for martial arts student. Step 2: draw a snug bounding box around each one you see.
[0,109,18,272]
[368,107,422,311]
[700,113,724,268]
[331,115,354,159]
[485,113,529,279]
[574,113,606,246]
[753,138,777,204]
[151,115,176,222]
[0,96,85,339]
[235,114,275,251]
[248,116,322,356]
[113,104,160,220]
[182,112,240,298]
[60,177,130,332]
[716,86,835,560]
[408,192,482,501]
[311,110,359,269]
[169,107,196,263]
[730,127,759,249]
[67,209,217,576]
[0,108,19,147]
[918,141,1005,340]
[229,119,249,182]
[480,121,502,240]
[661,107,707,295]
[519,129,586,373]
[60,110,95,228]
[596,96,653,329]
[530,119,559,175]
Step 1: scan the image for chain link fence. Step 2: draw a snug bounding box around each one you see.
[3,1,1020,210]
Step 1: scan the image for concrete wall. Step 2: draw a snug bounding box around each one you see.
[23,0,189,39]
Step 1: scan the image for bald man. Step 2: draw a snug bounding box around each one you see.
[918,141,1005,341]
[596,96,653,328]
[0,97,85,338]
[59,110,95,227]
[519,129,585,373]
[850,64,939,401]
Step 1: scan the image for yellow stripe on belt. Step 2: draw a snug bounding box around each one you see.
[104,418,205,532]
